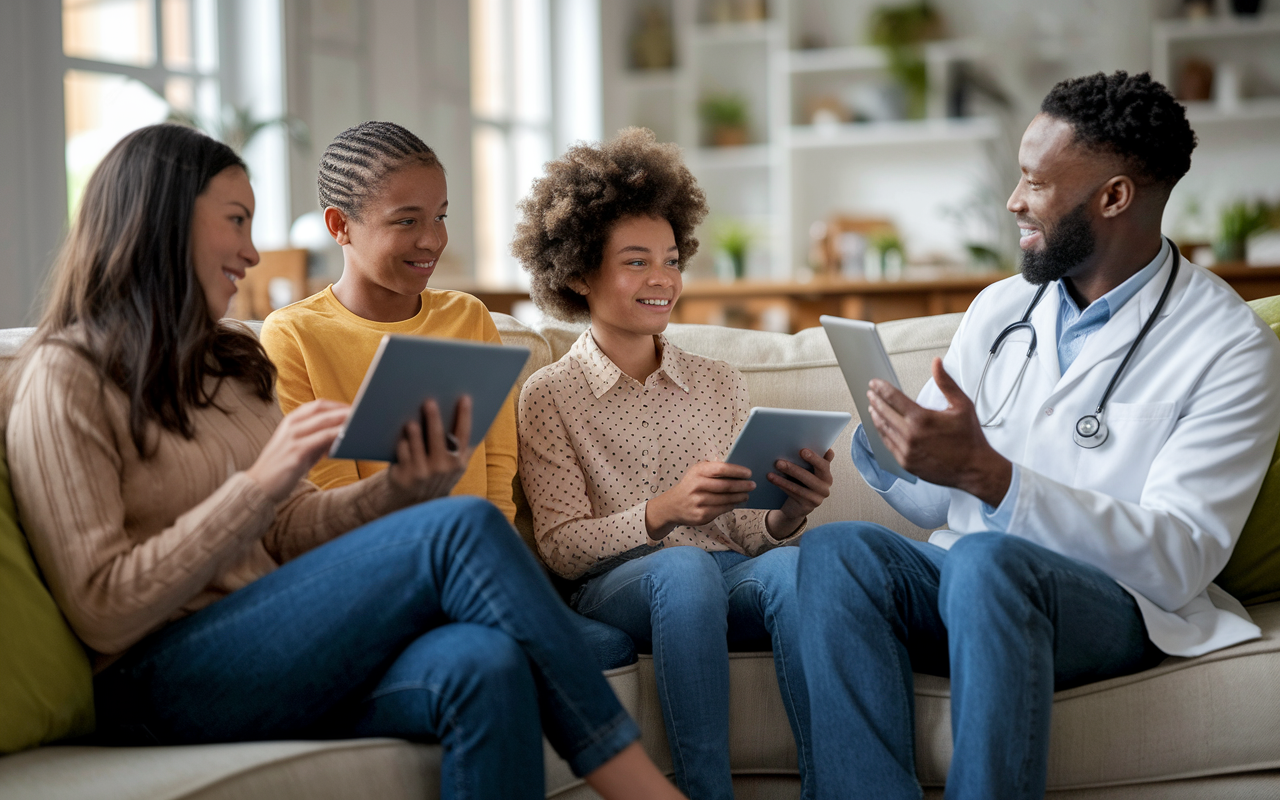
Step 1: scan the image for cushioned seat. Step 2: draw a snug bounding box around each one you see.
[5,311,1280,799]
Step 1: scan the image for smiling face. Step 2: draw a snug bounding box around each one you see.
[581,214,681,341]
[327,162,448,316]
[1007,113,1110,284]
[191,166,259,320]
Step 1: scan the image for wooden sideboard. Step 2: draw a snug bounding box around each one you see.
[446,263,1280,334]
[230,256,1280,331]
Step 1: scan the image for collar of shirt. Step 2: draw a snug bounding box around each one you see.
[1054,237,1170,375]
[570,329,692,399]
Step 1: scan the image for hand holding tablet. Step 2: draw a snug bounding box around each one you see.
[330,334,530,463]
[723,408,851,510]
[820,315,918,484]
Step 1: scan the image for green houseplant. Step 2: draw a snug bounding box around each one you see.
[1216,200,1275,263]
[868,2,943,120]
[699,93,750,147]
[712,218,754,280]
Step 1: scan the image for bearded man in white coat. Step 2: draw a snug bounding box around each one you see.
[797,71,1280,800]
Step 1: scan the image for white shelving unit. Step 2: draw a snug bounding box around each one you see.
[601,1,1004,279]
[1153,13,1280,123]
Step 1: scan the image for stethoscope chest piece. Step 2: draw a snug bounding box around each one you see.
[1073,413,1108,449]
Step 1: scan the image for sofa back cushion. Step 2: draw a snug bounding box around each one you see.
[1216,296,1280,605]
[496,312,960,548]
[0,441,95,753]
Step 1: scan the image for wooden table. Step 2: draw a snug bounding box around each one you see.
[417,262,1280,334]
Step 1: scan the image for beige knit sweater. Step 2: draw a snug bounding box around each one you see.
[6,340,414,668]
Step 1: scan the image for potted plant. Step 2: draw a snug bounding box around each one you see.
[713,218,754,280]
[868,2,944,120]
[1216,200,1274,263]
[700,92,750,147]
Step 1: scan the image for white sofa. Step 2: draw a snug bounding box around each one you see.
[2,311,1278,799]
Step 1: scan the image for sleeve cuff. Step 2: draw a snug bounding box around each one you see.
[766,514,807,545]
[852,424,898,493]
[979,463,1020,532]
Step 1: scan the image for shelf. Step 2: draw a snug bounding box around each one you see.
[1182,98,1280,122]
[789,117,1000,149]
[691,20,778,46]
[784,39,983,74]
[786,46,885,73]
[1154,13,1280,42]
[688,144,773,170]
[621,69,678,92]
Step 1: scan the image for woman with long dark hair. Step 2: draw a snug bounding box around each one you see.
[3,124,681,800]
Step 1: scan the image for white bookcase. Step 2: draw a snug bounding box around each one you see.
[601,0,1005,280]
[1152,13,1280,125]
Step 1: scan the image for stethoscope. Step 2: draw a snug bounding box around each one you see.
[974,249,1179,449]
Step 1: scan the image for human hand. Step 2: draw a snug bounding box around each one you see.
[247,399,351,503]
[764,448,835,538]
[645,461,756,539]
[866,357,1011,506]
[387,396,475,503]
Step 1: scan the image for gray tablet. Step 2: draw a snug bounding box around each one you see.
[820,315,917,483]
[724,407,851,510]
[329,334,530,463]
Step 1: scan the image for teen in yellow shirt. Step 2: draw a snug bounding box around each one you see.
[261,122,517,523]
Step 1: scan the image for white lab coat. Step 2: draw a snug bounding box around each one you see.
[872,250,1280,657]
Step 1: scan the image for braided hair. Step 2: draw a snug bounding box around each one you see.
[1041,71,1196,188]
[317,121,442,219]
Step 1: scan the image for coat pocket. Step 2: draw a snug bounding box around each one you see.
[1072,401,1178,500]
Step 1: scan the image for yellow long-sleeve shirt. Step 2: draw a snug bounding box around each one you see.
[260,285,518,523]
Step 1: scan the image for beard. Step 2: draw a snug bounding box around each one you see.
[1020,200,1096,285]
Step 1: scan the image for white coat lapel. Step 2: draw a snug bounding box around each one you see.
[1029,280,1063,383]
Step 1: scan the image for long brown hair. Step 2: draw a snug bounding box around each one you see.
[5,124,276,455]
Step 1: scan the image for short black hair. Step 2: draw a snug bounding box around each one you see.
[317,121,441,219]
[1040,71,1197,187]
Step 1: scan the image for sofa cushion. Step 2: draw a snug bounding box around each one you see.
[0,442,95,754]
[1216,296,1280,605]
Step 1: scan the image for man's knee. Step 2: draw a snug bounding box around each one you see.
[941,533,1044,614]
[798,522,903,588]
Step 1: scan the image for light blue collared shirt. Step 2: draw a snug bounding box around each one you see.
[852,238,1172,530]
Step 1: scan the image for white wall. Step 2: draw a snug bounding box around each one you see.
[0,0,67,327]
[282,0,476,277]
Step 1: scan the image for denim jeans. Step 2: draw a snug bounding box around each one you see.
[796,523,1165,800]
[573,545,812,800]
[94,496,640,800]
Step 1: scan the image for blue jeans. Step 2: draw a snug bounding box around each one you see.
[94,496,640,800]
[573,545,812,800]
[797,523,1165,800]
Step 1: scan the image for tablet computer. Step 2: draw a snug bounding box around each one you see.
[329,334,530,463]
[724,407,851,510]
[820,315,918,484]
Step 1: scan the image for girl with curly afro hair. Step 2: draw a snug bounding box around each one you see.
[513,128,834,799]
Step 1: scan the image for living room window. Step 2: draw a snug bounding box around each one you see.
[61,0,290,247]
[62,0,221,214]
[469,0,601,287]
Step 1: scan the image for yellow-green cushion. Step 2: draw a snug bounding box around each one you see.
[1217,296,1280,605]
[0,441,94,752]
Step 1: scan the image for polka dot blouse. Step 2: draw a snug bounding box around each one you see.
[518,330,796,580]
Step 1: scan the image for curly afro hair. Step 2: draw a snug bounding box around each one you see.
[511,127,709,321]
[1040,71,1196,188]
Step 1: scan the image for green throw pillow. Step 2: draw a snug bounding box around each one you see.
[1217,296,1280,605]
[0,441,95,753]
